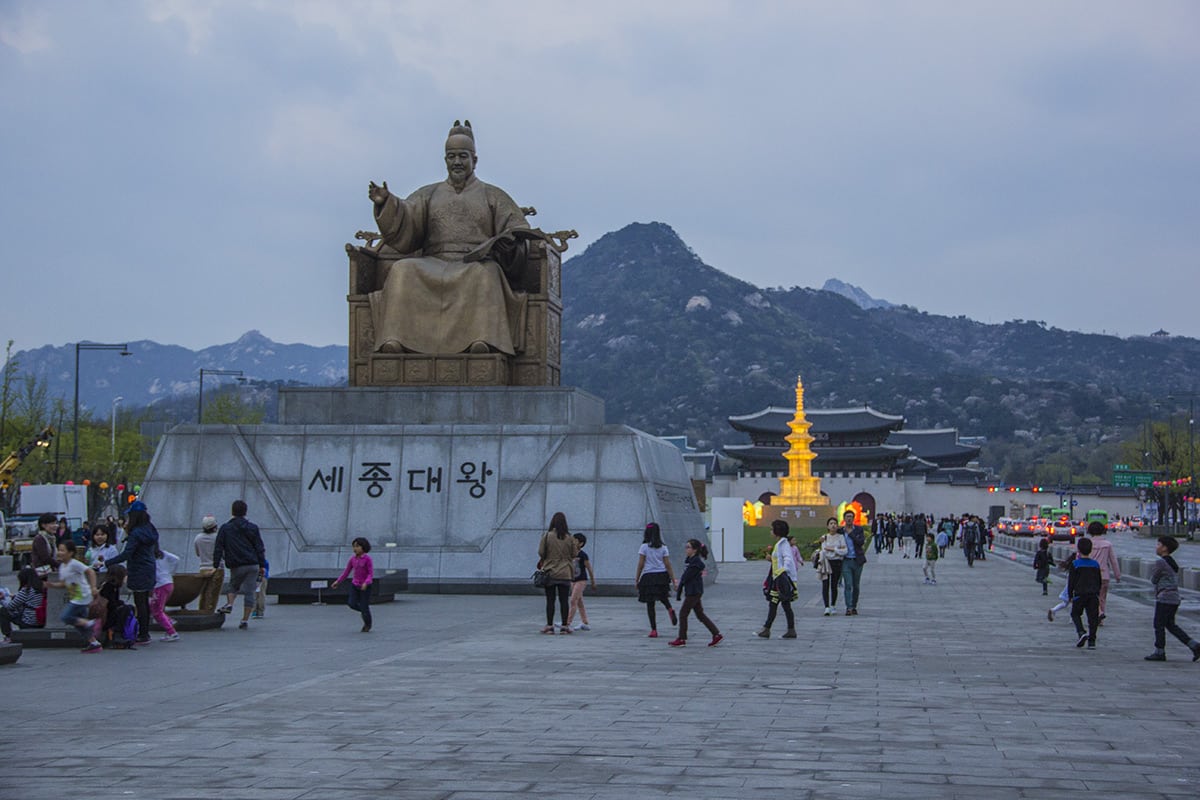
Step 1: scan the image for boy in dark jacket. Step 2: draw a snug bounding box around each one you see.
[1144,536,1200,662]
[1068,537,1102,649]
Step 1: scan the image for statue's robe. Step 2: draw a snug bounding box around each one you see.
[369,175,529,355]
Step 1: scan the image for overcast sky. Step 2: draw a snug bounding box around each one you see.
[2,1,1197,353]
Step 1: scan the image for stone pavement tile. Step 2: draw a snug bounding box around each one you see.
[5,548,1200,799]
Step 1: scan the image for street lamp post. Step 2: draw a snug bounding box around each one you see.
[74,343,130,467]
[197,369,245,423]
[111,396,123,463]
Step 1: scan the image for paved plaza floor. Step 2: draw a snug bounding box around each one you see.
[2,543,1199,799]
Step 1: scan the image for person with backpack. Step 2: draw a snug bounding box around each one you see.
[98,565,138,648]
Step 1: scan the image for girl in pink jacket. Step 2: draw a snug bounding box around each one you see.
[1086,522,1120,620]
[332,537,374,632]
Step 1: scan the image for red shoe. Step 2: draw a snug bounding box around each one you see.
[648,630,658,638]
[708,634,724,647]
[668,638,685,647]
[668,607,678,625]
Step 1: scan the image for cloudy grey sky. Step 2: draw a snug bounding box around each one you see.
[2,1,1197,352]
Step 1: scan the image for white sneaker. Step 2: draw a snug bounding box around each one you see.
[160,633,181,642]
[577,624,590,631]
[823,607,833,616]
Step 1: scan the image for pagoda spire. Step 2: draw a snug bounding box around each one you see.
[774,374,825,506]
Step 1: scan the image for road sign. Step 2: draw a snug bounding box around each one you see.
[1113,470,1154,488]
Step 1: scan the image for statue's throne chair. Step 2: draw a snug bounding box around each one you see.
[346,236,563,387]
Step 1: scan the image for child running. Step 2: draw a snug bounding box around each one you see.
[45,541,103,653]
[669,539,722,647]
[1047,549,1074,622]
[1033,538,1054,596]
[1144,536,1200,662]
[331,537,374,632]
[1068,537,1102,649]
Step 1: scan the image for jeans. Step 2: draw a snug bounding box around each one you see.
[1071,595,1100,643]
[347,583,372,627]
[923,561,936,581]
[678,595,719,640]
[1153,602,1195,651]
[821,560,843,607]
[842,559,863,610]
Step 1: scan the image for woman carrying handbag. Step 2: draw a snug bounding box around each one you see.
[757,520,798,639]
[814,517,847,616]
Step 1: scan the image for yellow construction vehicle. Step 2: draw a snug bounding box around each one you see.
[0,426,54,490]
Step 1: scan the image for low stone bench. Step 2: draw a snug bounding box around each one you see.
[10,626,88,648]
[266,568,408,604]
[0,642,22,664]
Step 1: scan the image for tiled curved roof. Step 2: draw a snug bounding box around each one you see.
[729,406,905,435]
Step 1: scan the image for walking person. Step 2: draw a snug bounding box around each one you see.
[1086,522,1120,623]
[635,522,677,638]
[898,516,913,559]
[840,510,867,616]
[104,500,159,645]
[757,520,798,638]
[538,512,578,634]
[194,514,224,613]
[1144,536,1200,662]
[815,516,846,615]
[1033,538,1054,596]
[565,532,595,631]
[1068,537,1102,649]
[331,537,374,632]
[151,548,181,642]
[922,532,938,584]
[936,520,951,557]
[212,500,267,631]
[913,514,927,558]
[962,517,979,568]
[668,539,722,647]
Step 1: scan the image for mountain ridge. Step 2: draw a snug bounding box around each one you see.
[7,222,1197,465]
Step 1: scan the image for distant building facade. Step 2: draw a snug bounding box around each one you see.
[710,404,1139,521]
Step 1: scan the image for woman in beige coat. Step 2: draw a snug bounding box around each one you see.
[538,512,579,634]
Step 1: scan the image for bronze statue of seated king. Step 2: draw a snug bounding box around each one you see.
[345,120,575,387]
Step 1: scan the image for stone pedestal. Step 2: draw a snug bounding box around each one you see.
[761,503,837,531]
[140,387,710,593]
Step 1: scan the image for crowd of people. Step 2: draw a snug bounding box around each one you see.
[0,499,268,651]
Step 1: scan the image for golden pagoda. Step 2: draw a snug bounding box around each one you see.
[772,374,825,506]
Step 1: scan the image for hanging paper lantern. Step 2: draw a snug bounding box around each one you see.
[128,494,137,504]
[99,482,109,490]
[133,484,142,493]
[65,480,74,485]
[83,479,91,486]
[117,484,125,491]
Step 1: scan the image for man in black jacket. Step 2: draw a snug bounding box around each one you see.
[213,500,266,630]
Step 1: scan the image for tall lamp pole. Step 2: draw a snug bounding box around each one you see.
[197,368,245,423]
[74,343,130,467]
[110,396,123,463]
